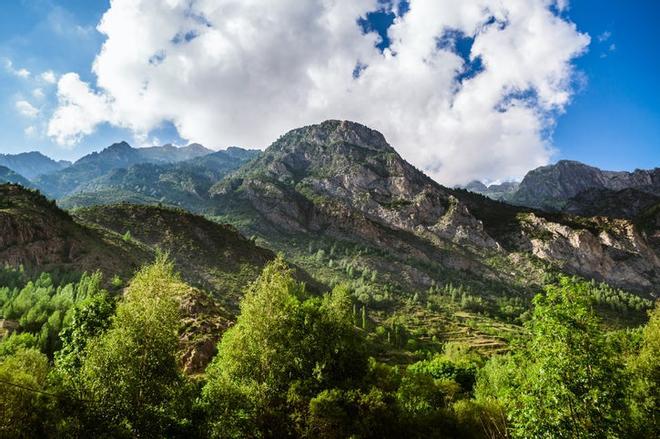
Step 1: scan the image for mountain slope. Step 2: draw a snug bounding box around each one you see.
[58,147,260,210]
[0,151,70,180]
[208,120,659,294]
[0,166,32,187]
[35,142,215,198]
[510,160,659,211]
[0,183,145,277]
[562,187,660,219]
[0,184,275,302]
[462,180,519,201]
[73,204,273,302]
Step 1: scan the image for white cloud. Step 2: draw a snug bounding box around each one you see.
[47,72,115,146]
[597,31,611,42]
[48,0,589,184]
[33,88,45,99]
[3,59,31,78]
[16,100,39,118]
[24,126,37,137]
[41,70,57,84]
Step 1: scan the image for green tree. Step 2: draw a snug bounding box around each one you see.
[76,255,192,437]
[55,291,115,375]
[202,256,367,437]
[0,348,53,437]
[478,277,629,438]
[627,302,660,436]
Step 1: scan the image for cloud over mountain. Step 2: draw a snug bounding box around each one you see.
[47,0,589,185]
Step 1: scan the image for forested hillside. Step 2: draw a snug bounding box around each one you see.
[0,123,658,438]
[0,256,657,437]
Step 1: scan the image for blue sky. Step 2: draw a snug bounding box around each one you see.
[0,0,657,176]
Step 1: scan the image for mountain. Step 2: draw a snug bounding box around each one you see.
[510,160,660,210]
[73,203,273,301]
[207,120,660,294]
[0,151,70,179]
[34,141,215,198]
[58,147,260,210]
[462,180,519,201]
[463,160,660,219]
[562,187,660,219]
[0,165,32,187]
[0,183,275,301]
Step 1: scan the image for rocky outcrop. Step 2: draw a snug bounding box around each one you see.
[178,288,233,374]
[0,184,144,276]
[514,213,659,291]
[510,160,660,210]
[209,121,660,295]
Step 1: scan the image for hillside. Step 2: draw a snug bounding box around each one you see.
[0,165,32,187]
[73,203,274,303]
[465,160,660,218]
[58,147,260,210]
[34,141,215,198]
[0,184,275,302]
[208,120,660,295]
[510,160,659,210]
[0,151,70,179]
[0,184,145,277]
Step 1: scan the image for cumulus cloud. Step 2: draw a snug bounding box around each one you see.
[33,88,45,99]
[48,0,589,184]
[48,72,115,146]
[24,126,37,137]
[3,59,31,78]
[16,100,39,118]
[41,70,57,84]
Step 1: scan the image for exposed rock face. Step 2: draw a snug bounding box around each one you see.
[210,120,660,295]
[0,184,144,276]
[178,288,232,374]
[211,120,498,254]
[511,160,660,210]
[513,213,659,291]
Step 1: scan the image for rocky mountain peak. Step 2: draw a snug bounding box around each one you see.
[273,120,394,154]
[106,141,133,152]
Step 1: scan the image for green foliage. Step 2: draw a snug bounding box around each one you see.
[74,255,193,437]
[55,291,115,374]
[202,256,368,437]
[0,256,655,437]
[477,277,631,438]
[0,348,53,437]
[626,302,660,436]
[0,269,106,357]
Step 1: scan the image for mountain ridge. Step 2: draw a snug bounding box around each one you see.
[463,160,660,218]
[0,151,71,179]
[208,120,660,294]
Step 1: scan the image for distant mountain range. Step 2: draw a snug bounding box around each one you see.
[0,151,70,180]
[1,122,658,295]
[463,160,660,219]
[0,165,33,187]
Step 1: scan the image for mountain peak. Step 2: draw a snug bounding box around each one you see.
[107,141,133,151]
[275,120,393,153]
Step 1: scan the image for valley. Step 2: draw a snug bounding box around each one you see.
[0,120,657,438]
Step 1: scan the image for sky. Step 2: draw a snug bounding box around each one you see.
[0,0,657,185]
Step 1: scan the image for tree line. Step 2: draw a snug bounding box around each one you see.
[0,257,657,438]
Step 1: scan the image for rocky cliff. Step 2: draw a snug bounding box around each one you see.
[208,121,660,295]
